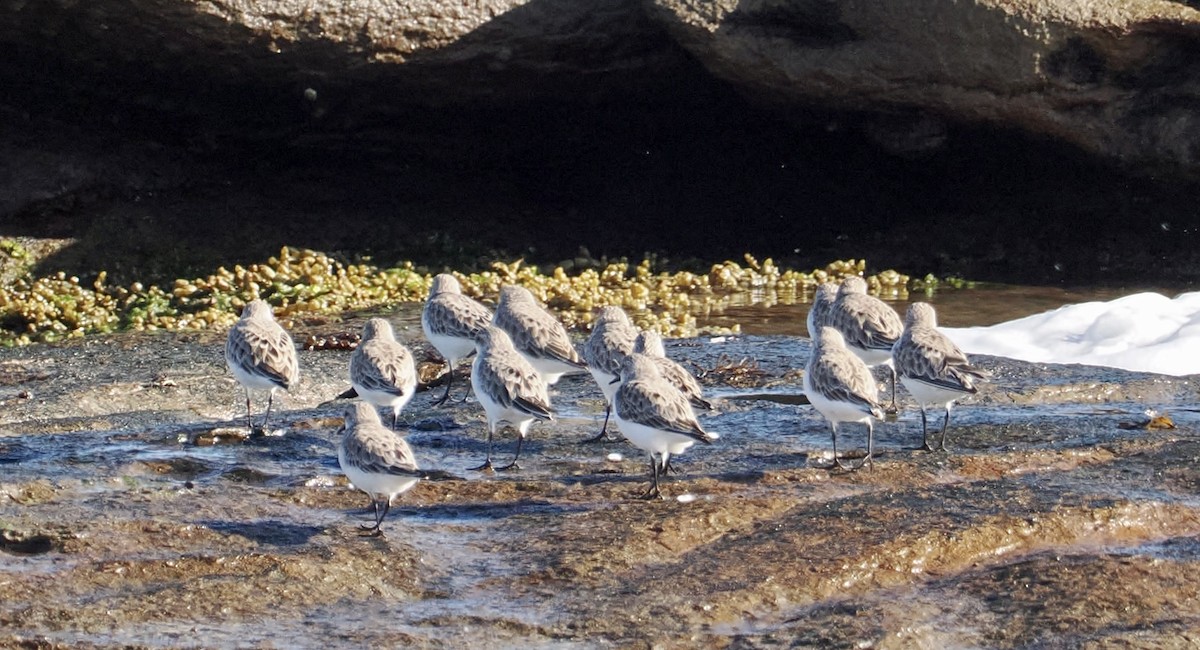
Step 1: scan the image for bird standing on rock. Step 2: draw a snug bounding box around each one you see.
[892,302,989,452]
[805,326,885,470]
[827,276,904,412]
[581,306,639,443]
[470,324,555,472]
[492,285,586,386]
[422,273,494,405]
[225,299,299,433]
[613,353,718,499]
[338,402,454,537]
[347,318,417,429]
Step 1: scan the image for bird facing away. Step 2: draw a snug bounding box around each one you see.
[349,318,417,429]
[225,299,300,433]
[581,306,639,443]
[337,402,424,537]
[492,285,586,386]
[634,330,714,412]
[613,353,718,500]
[827,276,904,411]
[806,282,839,338]
[892,302,989,452]
[422,273,494,405]
[470,324,555,471]
[804,326,885,470]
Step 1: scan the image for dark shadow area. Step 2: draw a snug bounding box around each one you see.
[2,1,1200,288]
[201,519,325,546]
[0,530,56,556]
[398,499,584,521]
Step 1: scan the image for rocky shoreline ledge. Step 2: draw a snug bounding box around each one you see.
[1,312,1197,647]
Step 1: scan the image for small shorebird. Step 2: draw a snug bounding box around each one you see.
[806,282,839,338]
[492,285,586,386]
[225,299,299,433]
[892,302,989,451]
[613,353,718,499]
[347,318,417,429]
[633,330,713,412]
[804,326,885,470]
[581,306,639,443]
[827,276,904,411]
[422,273,493,405]
[631,330,714,475]
[337,403,455,536]
[470,325,555,471]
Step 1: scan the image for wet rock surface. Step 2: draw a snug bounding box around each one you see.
[2,307,1199,647]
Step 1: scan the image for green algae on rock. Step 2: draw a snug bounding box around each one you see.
[0,248,914,345]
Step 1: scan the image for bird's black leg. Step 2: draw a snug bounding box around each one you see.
[262,390,275,433]
[663,456,681,475]
[497,432,523,471]
[836,423,871,471]
[468,426,495,471]
[833,422,853,470]
[453,354,476,403]
[581,404,612,444]
[938,407,952,452]
[243,388,254,432]
[886,365,899,414]
[865,421,875,469]
[432,364,454,407]
[639,453,663,500]
[920,407,935,451]
[359,499,386,536]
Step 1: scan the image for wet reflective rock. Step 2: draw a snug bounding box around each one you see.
[0,327,1197,646]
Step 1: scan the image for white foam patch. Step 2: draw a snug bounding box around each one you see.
[606,453,624,462]
[944,291,1200,376]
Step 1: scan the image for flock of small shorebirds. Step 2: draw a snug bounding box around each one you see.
[224,273,987,535]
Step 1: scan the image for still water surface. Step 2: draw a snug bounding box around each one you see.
[702,283,1184,335]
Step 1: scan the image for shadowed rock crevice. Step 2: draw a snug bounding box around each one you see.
[4,1,1200,288]
[724,1,859,46]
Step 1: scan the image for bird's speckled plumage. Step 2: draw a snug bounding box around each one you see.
[349,318,417,426]
[225,299,299,431]
[422,273,494,404]
[806,282,839,338]
[470,324,554,471]
[581,306,639,441]
[492,285,585,385]
[827,276,904,409]
[337,402,423,535]
[634,330,713,411]
[804,326,884,469]
[892,302,989,451]
[614,353,718,499]
[828,276,904,359]
[583,306,638,383]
